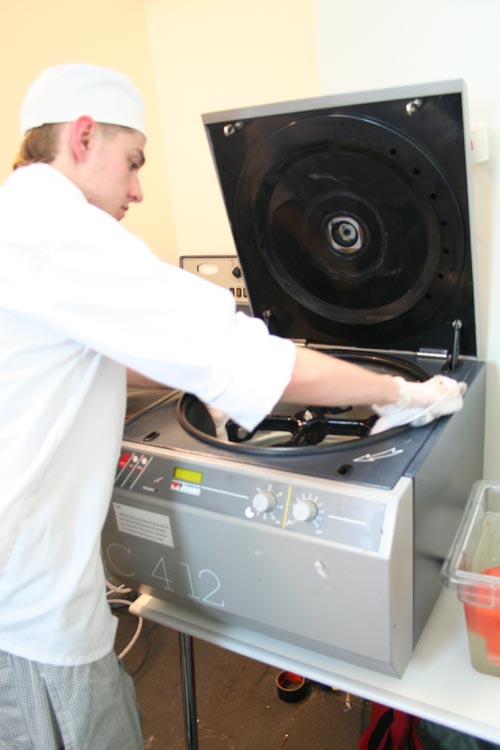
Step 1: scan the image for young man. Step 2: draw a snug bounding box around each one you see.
[0,63,466,749]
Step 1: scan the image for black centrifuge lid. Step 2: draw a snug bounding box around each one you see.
[203,80,477,356]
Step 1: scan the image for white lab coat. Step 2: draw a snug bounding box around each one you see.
[0,163,295,665]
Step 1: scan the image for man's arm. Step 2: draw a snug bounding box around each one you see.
[281,346,401,408]
[128,345,463,430]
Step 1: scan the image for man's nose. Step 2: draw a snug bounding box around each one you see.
[129,175,144,204]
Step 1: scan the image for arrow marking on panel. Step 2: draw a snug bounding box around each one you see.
[353,446,404,463]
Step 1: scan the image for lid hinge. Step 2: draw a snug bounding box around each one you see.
[417,348,448,360]
[262,309,271,329]
[419,319,464,372]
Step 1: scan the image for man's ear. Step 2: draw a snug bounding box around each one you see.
[68,116,97,162]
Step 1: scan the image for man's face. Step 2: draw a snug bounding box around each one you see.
[83,126,146,220]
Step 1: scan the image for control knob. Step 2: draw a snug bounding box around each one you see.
[292,499,318,522]
[252,491,277,514]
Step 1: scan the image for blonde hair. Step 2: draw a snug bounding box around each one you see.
[13,122,134,170]
[13,124,63,170]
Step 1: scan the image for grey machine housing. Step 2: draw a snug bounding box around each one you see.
[102,80,485,677]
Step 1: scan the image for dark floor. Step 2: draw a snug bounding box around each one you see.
[113,604,369,750]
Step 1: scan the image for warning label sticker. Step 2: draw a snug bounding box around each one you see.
[113,503,174,547]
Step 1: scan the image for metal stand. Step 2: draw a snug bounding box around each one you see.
[178,632,199,750]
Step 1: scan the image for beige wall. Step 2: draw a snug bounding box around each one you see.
[0,0,318,263]
[144,0,319,261]
[0,0,176,260]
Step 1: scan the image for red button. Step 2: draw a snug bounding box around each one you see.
[118,452,131,468]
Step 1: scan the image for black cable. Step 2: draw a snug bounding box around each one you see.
[129,622,160,678]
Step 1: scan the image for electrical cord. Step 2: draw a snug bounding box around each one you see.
[129,622,160,678]
[107,598,144,659]
[106,584,133,595]
[105,580,143,660]
[106,580,133,596]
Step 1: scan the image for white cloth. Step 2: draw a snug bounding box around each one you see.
[0,163,296,665]
[370,375,467,435]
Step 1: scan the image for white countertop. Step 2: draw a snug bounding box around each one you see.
[131,588,500,745]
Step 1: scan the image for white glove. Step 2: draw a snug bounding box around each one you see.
[370,375,467,435]
[207,407,230,440]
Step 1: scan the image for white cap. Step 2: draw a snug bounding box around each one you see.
[20,62,146,137]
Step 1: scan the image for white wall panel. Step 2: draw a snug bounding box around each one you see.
[316,0,498,476]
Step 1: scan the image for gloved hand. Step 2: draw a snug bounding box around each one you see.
[370,375,467,435]
[207,407,229,440]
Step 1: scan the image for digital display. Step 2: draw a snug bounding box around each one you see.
[173,466,203,484]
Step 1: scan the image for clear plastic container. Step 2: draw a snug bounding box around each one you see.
[441,480,500,677]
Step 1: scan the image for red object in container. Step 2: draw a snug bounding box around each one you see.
[464,566,500,665]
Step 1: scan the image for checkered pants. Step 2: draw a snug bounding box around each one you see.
[0,649,144,749]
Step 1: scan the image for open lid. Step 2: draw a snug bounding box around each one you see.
[203,81,478,356]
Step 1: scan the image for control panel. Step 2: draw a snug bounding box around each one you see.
[113,443,395,553]
[179,255,249,307]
